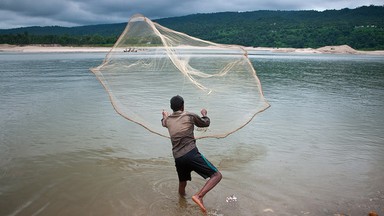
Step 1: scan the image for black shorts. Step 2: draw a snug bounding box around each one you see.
[175,147,218,182]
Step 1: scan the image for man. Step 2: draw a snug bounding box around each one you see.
[161,95,222,213]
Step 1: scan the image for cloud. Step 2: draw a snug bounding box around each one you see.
[0,0,382,29]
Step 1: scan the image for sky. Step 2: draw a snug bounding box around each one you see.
[0,0,382,29]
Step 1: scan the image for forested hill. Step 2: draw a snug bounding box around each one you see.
[1,5,383,50]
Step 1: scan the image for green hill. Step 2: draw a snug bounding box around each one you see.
[1,5,383,50]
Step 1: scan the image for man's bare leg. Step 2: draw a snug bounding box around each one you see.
[179,181,187,196]
[192,172,222,212]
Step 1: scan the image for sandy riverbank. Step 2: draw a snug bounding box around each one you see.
[249,45,384,55]
[1,44,384,55]
[0,44,111,53]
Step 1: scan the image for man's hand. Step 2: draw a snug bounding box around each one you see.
[162,110,169,119]
[161,110,169,127]
[200,108,207,117]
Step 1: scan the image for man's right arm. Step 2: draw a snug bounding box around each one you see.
[193,109,210,127]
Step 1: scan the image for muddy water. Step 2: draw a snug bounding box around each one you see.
[0,52,383,215]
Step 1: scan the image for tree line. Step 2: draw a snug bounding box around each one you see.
[0,5,383,50]
[0,32,118,46]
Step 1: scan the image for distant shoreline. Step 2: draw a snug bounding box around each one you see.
[0,44,111,53]
[1,44,384,55]
[248,45,384,55]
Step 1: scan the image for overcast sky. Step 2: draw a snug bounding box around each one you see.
[0,0,382,29]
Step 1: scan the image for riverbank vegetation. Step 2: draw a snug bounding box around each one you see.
[0,5,383,50]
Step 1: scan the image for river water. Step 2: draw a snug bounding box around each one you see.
[0,51,383,216]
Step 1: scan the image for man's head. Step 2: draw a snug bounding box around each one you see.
[170,95,184,112]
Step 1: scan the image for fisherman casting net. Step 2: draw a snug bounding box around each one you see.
[91,14,270,139]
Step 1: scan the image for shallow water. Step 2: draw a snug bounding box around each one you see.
[0,52,383,216]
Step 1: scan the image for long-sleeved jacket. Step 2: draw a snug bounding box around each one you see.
[162,111,210,158]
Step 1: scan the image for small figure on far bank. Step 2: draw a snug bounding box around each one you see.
[161,95,222,213]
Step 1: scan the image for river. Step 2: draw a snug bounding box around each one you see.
[0,51,383,215]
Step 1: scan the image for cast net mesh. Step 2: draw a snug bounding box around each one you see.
[91,14,270,139]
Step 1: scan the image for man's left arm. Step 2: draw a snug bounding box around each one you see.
[161,110,168,127]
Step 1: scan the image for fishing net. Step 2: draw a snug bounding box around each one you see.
[91,14,270,139]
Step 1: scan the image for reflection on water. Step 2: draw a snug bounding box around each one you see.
[0,147,260,216]
[0,52,383,215]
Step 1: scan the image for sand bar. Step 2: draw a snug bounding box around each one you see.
[249,45,384,55]
[0,44,111,53]
[1,44,384,55]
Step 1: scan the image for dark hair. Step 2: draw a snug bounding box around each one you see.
[170,95,184,111]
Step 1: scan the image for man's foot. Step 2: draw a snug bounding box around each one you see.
[192,195,206,213]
